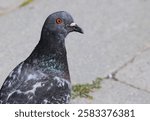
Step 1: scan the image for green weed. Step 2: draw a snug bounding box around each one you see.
[72,77,103,99]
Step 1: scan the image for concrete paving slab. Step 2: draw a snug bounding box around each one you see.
[0,0,24,8]
[117,49,150,92]
[71,79,150,104]
[0,0,25,15]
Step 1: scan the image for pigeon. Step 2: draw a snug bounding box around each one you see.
[0,11,83,104]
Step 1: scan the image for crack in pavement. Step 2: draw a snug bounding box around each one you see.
[105,46,150,94]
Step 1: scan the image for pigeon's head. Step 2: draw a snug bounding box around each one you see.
[43,11,83,38]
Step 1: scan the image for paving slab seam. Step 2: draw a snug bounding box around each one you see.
[105,46,150,94]
[109,45,150,78]
[107,77,150,94]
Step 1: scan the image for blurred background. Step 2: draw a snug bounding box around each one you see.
[0,0,150,103]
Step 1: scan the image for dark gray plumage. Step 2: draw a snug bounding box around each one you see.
[0,11,83,104]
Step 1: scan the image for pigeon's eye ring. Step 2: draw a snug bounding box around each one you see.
[56,18,62,24]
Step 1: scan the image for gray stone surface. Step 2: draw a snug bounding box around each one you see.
[117,49,150,92]
[71,79,150,104]
[0,0,150,103]
[0,0,24,8]
[0,0,24,14]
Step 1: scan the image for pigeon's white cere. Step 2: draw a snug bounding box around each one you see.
[70,22,77,27]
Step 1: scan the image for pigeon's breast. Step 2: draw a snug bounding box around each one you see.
[3,70,71,104]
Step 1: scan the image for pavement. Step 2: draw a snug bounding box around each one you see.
[0,0,150,103]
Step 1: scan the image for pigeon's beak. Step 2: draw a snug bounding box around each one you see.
[69,23,84,34]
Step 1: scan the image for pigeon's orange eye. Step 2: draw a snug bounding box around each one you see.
[56,18,62,24]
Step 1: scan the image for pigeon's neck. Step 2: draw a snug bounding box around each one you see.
[26,29,69,76]
[30,28,67,58]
